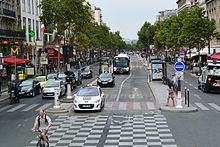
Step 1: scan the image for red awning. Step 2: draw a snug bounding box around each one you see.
[209,53,220,61]
[3,57,31,65]
[45,47,63,59]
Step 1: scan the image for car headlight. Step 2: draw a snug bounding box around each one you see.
[74,99,79,103]
[114,67,117,71]
[108,79,113,82]
[98,79,101,82]
[125,67,129,71]
[95,99,101,103]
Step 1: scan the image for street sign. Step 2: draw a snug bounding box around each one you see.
[174,62,185,72]
[40,53,48,65]
[29,31,35,37]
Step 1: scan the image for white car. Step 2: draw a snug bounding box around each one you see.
[42,80,66,99]
[73,86,105,111]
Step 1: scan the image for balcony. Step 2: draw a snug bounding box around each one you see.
[0,29,25,39]
[0,8,16,19]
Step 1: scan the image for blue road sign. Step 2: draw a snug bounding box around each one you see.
[175,62,185,72]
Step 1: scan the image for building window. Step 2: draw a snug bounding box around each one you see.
[32,0,34,14]
[22,0,25,12]
[28,19,31,42]
[27,0,31,13]
[23,17,26,39]
[36,21,39,40]
[35,0,38,16]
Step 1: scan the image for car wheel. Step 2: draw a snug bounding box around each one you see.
[77,81,80,86]
[202,85,207,93]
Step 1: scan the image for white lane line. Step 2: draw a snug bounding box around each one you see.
[7,104,26,112]
[36,103,52,111]
[194,87,198,89]
[0,105,12,112]
[195,103,209,110]
[22,104,39,112]
[208,103,220,111]
[146,102,156,110]
[116,65,133,102]
[194,94,201,100]
[189,84,193,87]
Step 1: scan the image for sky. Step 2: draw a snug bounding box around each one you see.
[87,0,177,40]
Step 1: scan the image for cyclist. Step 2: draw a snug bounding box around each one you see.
[32,109,52,145]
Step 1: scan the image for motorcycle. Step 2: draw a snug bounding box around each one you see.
[9,90,20,104]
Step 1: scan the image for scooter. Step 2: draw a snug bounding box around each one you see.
[9,90,20,104]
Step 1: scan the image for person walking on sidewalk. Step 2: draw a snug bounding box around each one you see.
[166,83,175,107]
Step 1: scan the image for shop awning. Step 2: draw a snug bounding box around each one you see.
[3,57,31,65]
[209,53,220,61]
[45,47,63,59]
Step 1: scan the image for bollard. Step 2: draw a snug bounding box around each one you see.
[54,88,61,109]
[185,87,187,105]
[66,84,72,99]
[187,89,190,107]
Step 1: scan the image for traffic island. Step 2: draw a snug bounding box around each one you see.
[46,103,73,114]
[160,105,198,113]
[60,98,74,103]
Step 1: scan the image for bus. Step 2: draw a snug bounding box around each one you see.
[113,53,130,74]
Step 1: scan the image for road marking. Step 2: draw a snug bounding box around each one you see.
[116,65,133,102]
[0,105,12,112]
[194,94,201,100]
[146,102,156,110]
[22,104,39,112]
[36,103,52,111]
[119,102,126,110]
[185,81,188,84]
[7,104,26,112]
[189,84,193,87]
[208,103,220,111]
[195,103,209,110]
[194,87,198,89]
[133,102,141,110]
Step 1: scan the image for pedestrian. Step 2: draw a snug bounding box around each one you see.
[166,83,175,107]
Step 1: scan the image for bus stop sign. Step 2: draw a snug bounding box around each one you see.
[174,62,185,72]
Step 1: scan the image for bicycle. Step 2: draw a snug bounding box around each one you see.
[35,130,49,147]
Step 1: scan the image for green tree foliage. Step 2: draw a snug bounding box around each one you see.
[138,22,155,49]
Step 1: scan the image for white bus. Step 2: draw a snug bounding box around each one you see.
[113,53,130,74]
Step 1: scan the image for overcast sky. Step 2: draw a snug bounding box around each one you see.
[87,0,177,40]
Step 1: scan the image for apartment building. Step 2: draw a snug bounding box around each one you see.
[156,9,177,22]
[206,0,220,46]
[91,4,102,25]
[0,0,25,58]
[176,0,192,13]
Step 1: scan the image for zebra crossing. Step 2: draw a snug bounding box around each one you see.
[2,101,220,113]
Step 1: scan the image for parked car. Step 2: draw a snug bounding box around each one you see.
[73,70,82,86]
[35,76,47,89]
[42,79,66,99]
[73,85,105,112]
[81,66,93,79]
[97,73,115,87]
[58,73,77,90]
[17,79,41,97]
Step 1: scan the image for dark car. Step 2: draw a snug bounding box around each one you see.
[58,73,77,90]
[81,66,93,79]
[73,70,82,86]
[97,73,115,87]
[17,79,41,97]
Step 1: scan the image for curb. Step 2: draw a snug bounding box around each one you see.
[46,103,73,114]
[160,106,198,113]
[60,98,74,103]
[0,96,9,102]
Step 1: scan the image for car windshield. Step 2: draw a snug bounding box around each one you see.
[82,67,90,72]
[20,80,33,86]
[45,81,59,88]
[47,74,57,79]
[36,78,45,82]
[77,88,99,96]
[74,72,78,78]
[100,73,112,78]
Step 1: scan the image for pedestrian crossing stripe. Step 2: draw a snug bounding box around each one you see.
[208,103,220,111]
[0,105,12,112]
[194,103,209,110]
[7,104,26,112]
[35,103,52,111]
[22,104,39,112]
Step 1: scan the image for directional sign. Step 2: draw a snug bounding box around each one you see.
[29,31,35,37]
[174,62,185,72]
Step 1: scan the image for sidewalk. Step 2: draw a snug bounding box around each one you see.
[148,81,198,113]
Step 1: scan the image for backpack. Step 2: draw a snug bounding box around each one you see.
[37,114,48,127]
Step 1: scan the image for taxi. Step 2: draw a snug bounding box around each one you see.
[35,76,47,89]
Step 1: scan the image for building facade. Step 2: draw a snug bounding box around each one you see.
[156,9,177,22]
[176,0,192,13]
[206,0,220,46]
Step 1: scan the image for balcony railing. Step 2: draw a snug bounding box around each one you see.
[0,8,16,18]
[0,29,25,39]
